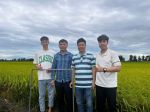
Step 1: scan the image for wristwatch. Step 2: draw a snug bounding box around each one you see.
[103,68,107,73]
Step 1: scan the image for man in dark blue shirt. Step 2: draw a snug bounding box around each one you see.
[51,39,73,112]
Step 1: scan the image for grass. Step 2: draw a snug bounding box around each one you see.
[0,61,150,112]
[117,62,150,112]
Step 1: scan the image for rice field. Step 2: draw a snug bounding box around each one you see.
[0,61,150,112]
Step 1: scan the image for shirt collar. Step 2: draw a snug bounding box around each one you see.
[58,51,69,55]
[99,49,109,56]
[78,52,87,57]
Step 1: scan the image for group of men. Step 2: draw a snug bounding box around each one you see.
[33,34,121,112]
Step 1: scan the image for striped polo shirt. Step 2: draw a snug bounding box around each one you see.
[72,52,95,88]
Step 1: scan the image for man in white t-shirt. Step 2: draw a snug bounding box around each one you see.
[33,36,55,112]
[95,34,121,112]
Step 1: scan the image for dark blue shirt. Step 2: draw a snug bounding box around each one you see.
[51,51,73,82]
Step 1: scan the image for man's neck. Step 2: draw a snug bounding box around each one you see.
[79,51,85,55]
[43,47,48,51]
[101,48,108,54]
[60,50,67,54]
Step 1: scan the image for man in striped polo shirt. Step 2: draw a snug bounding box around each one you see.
[70,38,95,112]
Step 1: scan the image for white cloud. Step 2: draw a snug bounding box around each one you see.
[0,0,150,60]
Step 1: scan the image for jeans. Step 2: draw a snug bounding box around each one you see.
[55,81,73,112]
[38,79,55,112]
[76,87,93,112]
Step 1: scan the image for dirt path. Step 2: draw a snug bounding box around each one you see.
[0,98,27,112]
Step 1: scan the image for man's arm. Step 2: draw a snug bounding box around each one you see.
[69,67,75,88]
[96,65,121,73]
[105,66,121,72]
[33,53,42,70]
[51,56,56,80]
[35,64,43,70]
[92,66,96,89]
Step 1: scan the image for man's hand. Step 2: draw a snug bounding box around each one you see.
[46,68,51,73]
[92,81,96,90]
[51,80,55,87]
[36,64,43,70]
[69,81,73,88]
[96,64,103,72]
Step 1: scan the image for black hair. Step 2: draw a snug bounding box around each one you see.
[59,39,68,44]
[40,36,49,41]
[97,34,109,42]
[77,38,86,45]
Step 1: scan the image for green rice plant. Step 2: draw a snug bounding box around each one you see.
[0,62,150,111]
[117,62,150,112]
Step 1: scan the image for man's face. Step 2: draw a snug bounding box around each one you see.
[41,39,49,46]
[77,42,86,53]
[59,42,68,51]
[98,39,108,50]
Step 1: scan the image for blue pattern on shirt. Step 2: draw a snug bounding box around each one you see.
[72,53,95,88]
[51,51,73,82]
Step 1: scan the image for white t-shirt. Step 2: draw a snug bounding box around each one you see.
[95,49,121,88]
[33,50,55,80]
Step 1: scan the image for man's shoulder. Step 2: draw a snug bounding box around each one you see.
[55,52,60,55]
[66,51,73,56]
[35,50,43,54]
[72,54,79,58]
[108,49,118,55]
[86,53,94,56]
[55,51,72,55]
[86,53,95,59]
[46,49,55,55]
[73,53,78,56]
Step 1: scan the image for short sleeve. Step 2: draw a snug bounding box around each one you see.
[91,55,96,67]
[33,53,38,64]
[71,55,75,68]
[111,52,121,66]
[95,54,100,67]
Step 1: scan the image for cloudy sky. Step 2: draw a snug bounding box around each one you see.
[0,0,150,60]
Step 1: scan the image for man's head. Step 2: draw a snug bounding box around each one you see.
[77,38,86,53]
[97,34,109,42]
[40,36,49,41]
[40,36,49,48]
[97,34,109,50]
[59,39,68,52]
